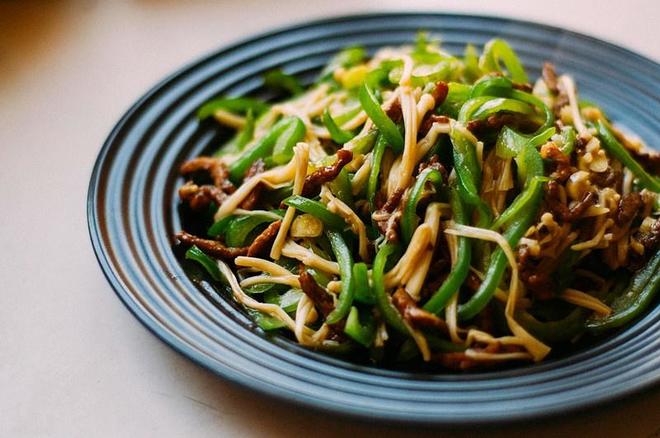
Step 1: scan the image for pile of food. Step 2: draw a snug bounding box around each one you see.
[175,34,660,369]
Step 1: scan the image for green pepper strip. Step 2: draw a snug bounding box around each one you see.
[325,230,355,324]
[559,126,577,156]
[400,168,444,243]
[468,76,554,134]
[281,195,346,230]
[458,143,544,320]
[352,262,374,304]
[318,46,367,81]
[228,116,304,182]
[594,121,660,192]
[327,168,354,207]
[435,82,470,119]
[396,334,465,362]
[235,109,255,150]
[449,124,492,227]
[322,108,355,144]
[197,96,269,120]
[586,250,660,332]
[271,116,307,165]
[367,134,388,212]
[348,128,379,155]
[373,243,409,335]
[359,83,404,152]
[344,306,376,347]
[224,214,276,247]
[185,246,222,282]
[470,97,534,121]
[510,90,554,133]
[246,308,286,331]
[462,43,482,83]
[479,38,529,84]
[423,185,472,314]
[516,308,587,344]
[491,176,548,230]
[263,69,303,96]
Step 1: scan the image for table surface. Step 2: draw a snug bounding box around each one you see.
[1,1,658,437]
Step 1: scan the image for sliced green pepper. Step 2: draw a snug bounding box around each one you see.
[271,116,306,165]
[587,250,660,332]
[462,43,482,83]
[264,288,303,313]
[436,82,471,119]
[367,133,388,212]
[246,308,286,331]
[197,97,269,120]
[185,245,222,282]
[373,243,409,335]
[325,230,354,324]
[594,121,660,192]
[423,183,472,314]
[478,38,529,84]
[344,306,376,347]
[449,123,492,227]
[400,167,445,243]
[263,69,303,96]
[281,195,346,230]
[322,108,355,144]
[319,46,367,81]
[327,168,354,207]
[352,262,374,305]
[228,116,305,182]
[516,308,587,344]
[559,126,577,156]
[491,176,548,230]
[359,83,404,152]
[224,214,277,247]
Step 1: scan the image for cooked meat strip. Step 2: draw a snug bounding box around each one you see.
[545,180,596,222]
[382,188,405,213]
[180,156,235,192]
[373,189,405,241]
[418,114,450,137]
[430,81,449,106]
[435,343,524,370]
[542,62,559,95]
[590,167,621,188]
[178,182,228,211]
[238,159,265,210]
[301,149,353,198]
[540,142,573,182]
[385,99,402,123]
[615,193,643,226]
[392,288,447,332]
[511,81,533,93]
[374,207,402,242]
[416,154,448,179]
[638,219,660,251]
[175,231,248,259]
[246,220,282,257]
[298,271,335,318]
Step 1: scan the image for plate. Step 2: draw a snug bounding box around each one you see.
[87,13,660,424]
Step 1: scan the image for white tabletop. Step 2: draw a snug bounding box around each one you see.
[1,1,658,437]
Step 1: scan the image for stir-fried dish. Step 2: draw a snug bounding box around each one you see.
[175,35,660,370]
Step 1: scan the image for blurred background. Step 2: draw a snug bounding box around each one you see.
[1,1,658,437]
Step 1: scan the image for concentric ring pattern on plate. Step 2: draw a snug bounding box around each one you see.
[88,13,660,424]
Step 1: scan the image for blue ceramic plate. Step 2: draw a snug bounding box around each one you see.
[88,13,660,424]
